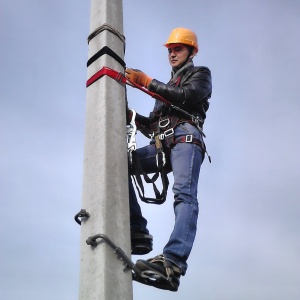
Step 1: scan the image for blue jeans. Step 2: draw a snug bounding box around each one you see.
[129,122,204,274]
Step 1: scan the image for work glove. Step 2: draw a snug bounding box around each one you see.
[125,68,152,89]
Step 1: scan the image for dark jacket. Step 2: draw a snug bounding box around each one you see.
[136,62,212,133]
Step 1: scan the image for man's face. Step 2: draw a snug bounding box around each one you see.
[167,43,191,68]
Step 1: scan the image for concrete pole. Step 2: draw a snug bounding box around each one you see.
[79,0,133,299]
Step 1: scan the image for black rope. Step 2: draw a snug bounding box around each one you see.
[87,23,126,45]
[87,46,126,68]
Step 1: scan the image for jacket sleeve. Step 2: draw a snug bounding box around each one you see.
[135,113,152,138]
[148,67,212,110]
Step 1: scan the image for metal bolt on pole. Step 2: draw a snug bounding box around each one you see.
[78,0,133,299]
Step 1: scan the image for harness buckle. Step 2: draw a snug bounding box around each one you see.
[116,72,125,83]
[159,133,165,140]
[185,135,193,143]
[159,118,170,128]
[164,128,174,138]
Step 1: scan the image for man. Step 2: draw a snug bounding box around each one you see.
[125,27,212,291]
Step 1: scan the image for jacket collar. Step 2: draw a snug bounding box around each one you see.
[171,61,194,82]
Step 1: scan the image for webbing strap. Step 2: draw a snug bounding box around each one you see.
[86,67,171,106]
[175,136,211,163]
[86,67,127,87]
[131,151,169,205]
[175,136,205,150]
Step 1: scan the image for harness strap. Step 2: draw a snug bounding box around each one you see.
[86,67,126,87]
[150,114,211,162]
[131,150,169,205]
[175,135,204,147]
[164,116,180,148]
[176,135,212,162]
[86,67,171,106]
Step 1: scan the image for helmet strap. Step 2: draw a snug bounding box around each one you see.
[181,46,194,67]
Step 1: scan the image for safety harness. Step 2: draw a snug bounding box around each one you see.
[126,109,169,204]
[87,66,210,205]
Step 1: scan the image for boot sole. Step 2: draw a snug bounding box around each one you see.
[134,259,179,291]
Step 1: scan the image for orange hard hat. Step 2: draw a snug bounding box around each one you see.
[164,28,198,53]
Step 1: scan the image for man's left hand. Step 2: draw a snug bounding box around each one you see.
[125,68,152,89]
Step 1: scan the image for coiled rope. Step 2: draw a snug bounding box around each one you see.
[87,23,126,47]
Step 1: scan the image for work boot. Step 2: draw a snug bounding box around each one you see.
[131,230,153,255]
[135,254,181,291]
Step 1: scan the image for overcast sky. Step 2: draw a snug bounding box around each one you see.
[1,0,300,299]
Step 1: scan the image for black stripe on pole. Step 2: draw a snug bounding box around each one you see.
[87,46,126,68]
